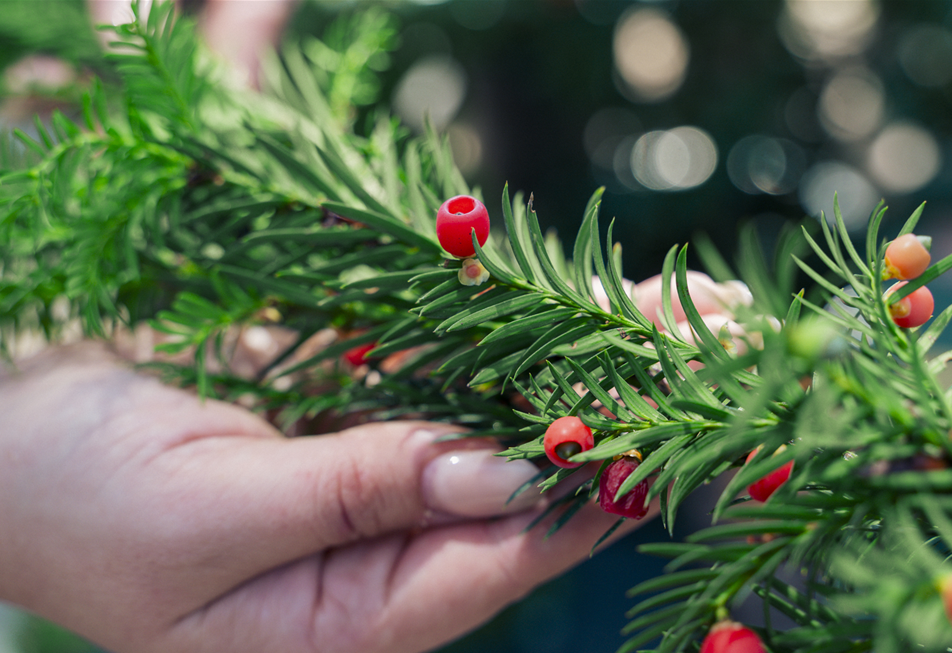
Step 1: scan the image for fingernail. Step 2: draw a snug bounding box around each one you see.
[422,449,542,518]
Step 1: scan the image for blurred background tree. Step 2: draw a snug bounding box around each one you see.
[3,0,952,651]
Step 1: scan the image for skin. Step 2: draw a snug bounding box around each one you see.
[0,342,652,653]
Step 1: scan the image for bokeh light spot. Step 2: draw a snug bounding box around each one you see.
[632,127,717,191]
[613,8,689,102]
[818,68,884,141]
[778,0,879,61]
[392,55,467,132]
[867,122,941,194]
[799,162,878,231]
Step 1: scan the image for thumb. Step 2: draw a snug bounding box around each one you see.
[166,420,543,574]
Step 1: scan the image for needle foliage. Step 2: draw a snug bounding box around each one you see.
[4,3,952,651]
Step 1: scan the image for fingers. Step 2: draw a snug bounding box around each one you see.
[168,496,658,653]
[326,497,658,653]
[154,421,544,588]
[591,271,753,325]
[631,271,752,326]
[87,0,296,89]
[199,0,298,88]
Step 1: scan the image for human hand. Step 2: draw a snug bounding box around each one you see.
[0,342,650,653]
[593,270,754,345]
[87,0,297,88]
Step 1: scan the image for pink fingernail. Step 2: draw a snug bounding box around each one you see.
[422,450,542,518]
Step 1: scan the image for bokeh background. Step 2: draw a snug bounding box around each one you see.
[3,0,952,651]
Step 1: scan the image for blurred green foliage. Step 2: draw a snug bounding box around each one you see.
[0,0,100,72]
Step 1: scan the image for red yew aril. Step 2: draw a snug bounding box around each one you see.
[886,282,934,329]
[598,455,649,519]
[746,446,794,503]
[543,416,594,468]
[883,233,931,280]
[343,342,376,366]
[699,621,766,653]
[436,195,490,258]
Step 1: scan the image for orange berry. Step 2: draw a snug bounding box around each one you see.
[883,234,931,280]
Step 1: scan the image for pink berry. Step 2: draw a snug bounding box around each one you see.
[746,446,793,503]
[598,455,649,519]
[883,233,931,280]
[436,195,490,258]
[886,282,934,329]
[543,416,594,468]
[700,621,765,653]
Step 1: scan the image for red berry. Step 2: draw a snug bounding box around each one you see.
[436,195,490,258]
[746,446,793,503]
[700,621,765,653]
[599,455,649,519]
[886,282,934,329]
[543,416,594,468]
[883,233,931,280]
[343,342,376,366]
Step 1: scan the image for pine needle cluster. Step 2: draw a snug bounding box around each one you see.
[4,3,952,651]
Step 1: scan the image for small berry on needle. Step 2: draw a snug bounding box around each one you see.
[745,445,794,503]
[436,195,490,258]
[886,282,934,329]
[883,233,931,280]
[598,452,649,519]
[699,621,766,653]
[543,416,594,468]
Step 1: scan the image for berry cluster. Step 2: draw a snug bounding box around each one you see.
[541,416,650,519]
[883,233,934,329]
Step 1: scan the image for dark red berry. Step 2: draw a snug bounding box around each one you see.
[886,282,934,329]
[746,446,794,503]
[599,455,649,519]
[343,342,376,366]
[700,621,765,653]
[543,416,594,468]
[436,195,490,258]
